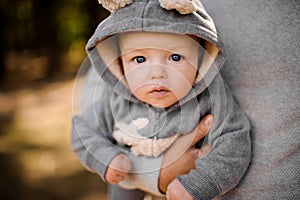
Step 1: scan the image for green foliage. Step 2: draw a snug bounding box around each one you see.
[0,0,109,84]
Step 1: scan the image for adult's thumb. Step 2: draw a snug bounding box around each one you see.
[191,114,213,146]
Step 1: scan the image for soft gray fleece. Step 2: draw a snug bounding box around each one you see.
[201,0,300,199]
[71,0,251,199]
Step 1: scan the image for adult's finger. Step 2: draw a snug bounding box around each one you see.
[190,114,213,146]
[166,179,193,200]
[159,114,214,192]
[198,144,212,158]
[162,114,213,167]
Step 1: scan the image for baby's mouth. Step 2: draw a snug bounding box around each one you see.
[149,86,170,97]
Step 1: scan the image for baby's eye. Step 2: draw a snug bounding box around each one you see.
[170,54,182,62]
[134,56,146,64]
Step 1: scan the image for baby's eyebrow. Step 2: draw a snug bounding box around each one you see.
[121,48,146,55]
[127,46,190,53]
[122,42,195,50]
[166,44,199,53]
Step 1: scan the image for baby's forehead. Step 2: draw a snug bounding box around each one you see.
[118,31,200,52]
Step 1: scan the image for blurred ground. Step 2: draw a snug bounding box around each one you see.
[0,1,111,199]
[0,78,108,200]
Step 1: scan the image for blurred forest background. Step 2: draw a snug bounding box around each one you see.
[0,0,110,199]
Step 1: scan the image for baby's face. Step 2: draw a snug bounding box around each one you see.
[119,32,199,108]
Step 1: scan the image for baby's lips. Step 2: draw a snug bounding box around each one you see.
[150,85,170,93]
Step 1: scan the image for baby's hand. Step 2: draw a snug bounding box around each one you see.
[105,154,132,184]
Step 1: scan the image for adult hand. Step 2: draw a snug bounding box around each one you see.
[158,114,213,193]
[166,144,212,199]
[166,178,193,200]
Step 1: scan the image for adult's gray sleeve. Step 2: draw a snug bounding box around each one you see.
[178,74,252,199]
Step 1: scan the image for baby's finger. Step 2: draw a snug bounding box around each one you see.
[114,174,126,182]
[106,174,120,184]
[107,171,127,183]
[115,169,129,177]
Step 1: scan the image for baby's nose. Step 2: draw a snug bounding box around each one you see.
[149,66,168,80]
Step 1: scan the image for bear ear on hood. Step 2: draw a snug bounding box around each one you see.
[98,0,201,15]
[98,0,132,13]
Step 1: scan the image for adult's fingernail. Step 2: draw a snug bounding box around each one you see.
[204,116,212,126]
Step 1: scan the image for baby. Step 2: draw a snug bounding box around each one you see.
[71,0,251,199]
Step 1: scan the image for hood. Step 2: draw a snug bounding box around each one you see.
[86,0,226,107]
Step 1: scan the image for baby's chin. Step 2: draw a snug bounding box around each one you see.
[145,100,178,109]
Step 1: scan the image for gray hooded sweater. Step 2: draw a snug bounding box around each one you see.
[71,0,251,199]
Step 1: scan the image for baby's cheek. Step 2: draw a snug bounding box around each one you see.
[132,88,147,102]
